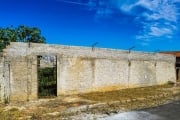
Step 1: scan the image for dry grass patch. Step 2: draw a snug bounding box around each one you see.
[79,84,174,102]
[0,108,21,120]
[0,83,179,119]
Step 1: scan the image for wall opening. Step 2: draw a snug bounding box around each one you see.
[37,55,57,98]
[176,57,180,81]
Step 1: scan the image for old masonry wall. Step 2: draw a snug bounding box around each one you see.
[0,42,176,102]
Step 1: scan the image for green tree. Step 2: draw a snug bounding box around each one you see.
[0,26,16,51]
[0,25,46,52]
[16,25,46,43]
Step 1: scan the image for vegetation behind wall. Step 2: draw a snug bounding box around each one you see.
[0,25,46,52]
[38,67,57,97]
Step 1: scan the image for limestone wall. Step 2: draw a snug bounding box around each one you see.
[0,56,3,102]
[3,42,175,63]
[93,59,129,90]
[8,57,37,101]
[129,60,156,87]
[156,61,176,83]
[1,42,176,102]
[0,56,10,103]
[57,56,176,95]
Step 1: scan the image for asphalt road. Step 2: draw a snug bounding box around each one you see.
[101,100,180,120]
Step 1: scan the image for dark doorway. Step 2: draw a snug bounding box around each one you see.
[177,69,179,80]
[176,57,180,81]
[37,55,57,98]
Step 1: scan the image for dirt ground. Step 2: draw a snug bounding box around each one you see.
[0,83,180,120]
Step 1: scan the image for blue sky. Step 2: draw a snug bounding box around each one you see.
[0,0,180,52]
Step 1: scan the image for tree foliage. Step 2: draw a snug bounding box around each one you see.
[0,25,46,52]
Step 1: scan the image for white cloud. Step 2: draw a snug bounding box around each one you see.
[140,1,178,22]
[120,4,136,13]
[124,0,179,41]
[149,26,173,37]
[87,0,180,43]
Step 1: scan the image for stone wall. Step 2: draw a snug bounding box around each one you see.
[0,42,176,102]
[0,55,10,103]
[57,56,176,95]
[0,56,3,102]
[57,57,127,94]
[8,56,37,101]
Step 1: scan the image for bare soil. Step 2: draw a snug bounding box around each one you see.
[0,83,180,120]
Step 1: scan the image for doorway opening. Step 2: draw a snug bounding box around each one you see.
[37,55,57,98]
[176,57,180,81]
